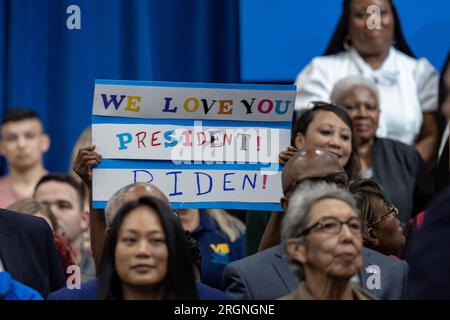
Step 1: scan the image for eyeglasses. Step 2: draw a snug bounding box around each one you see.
[297,216,362,238]
[284,171,349,195]
[366,205,399,227]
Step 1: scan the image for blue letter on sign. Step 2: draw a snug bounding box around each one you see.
[132,170,154,183]
[223,173,235,191]
[116,132,133,150]
[166,171,183,196]
[195,172,213,195]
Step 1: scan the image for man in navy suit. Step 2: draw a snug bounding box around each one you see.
[0,209,66,298]
[223,148,408,300]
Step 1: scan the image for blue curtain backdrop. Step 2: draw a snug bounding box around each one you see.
[0,0,240,174]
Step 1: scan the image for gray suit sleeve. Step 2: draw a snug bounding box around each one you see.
[222,263,252,300]
[401,259,409,300]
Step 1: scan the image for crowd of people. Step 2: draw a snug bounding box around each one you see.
[1,0,450,300]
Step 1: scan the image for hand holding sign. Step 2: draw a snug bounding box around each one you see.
[73,145,102,186]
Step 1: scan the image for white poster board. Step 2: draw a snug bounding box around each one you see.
[92,80,295,210]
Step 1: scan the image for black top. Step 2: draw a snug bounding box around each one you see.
[372,137,432,224]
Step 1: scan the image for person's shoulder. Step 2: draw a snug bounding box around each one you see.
[302,51,351,73]
[0,208,46,226]
[47,278,98,300]
[375,137,423,167]
[0,209,52,239]
[393,48,418,64]
[195,281,234,300]
[363,247,408,269]
[310,51,350,64]
[225,245,281,272]
[394,49,437,75]
[376,137,416,155]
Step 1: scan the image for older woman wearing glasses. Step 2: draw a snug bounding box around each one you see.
[280,181,375,300]
[349,179,405,257]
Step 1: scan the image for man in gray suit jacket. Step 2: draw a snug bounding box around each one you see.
[222,244,408,300]
[223,148,408,300]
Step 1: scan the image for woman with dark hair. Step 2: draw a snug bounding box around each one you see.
[98,196,198,300]
[294,0,439,164]
[289,102,359,179]
[250,103,358,254]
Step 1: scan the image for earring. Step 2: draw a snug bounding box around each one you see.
[343,35,352,51]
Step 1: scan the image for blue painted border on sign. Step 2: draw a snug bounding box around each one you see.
[94,159,282,171]
[91,115,292,129]
[95,79,296,91]
[93,200,282,211]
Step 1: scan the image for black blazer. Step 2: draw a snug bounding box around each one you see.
[0,209,66,298]
[373,138,432,224]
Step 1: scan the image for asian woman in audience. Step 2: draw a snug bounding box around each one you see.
[330,75,432,224]
[98,196,198,300]
[281,102,359,178]
[294,0,439,164]
[260,103,359,252]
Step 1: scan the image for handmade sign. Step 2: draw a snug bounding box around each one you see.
[91,80,295,210]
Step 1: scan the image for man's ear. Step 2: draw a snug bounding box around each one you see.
[281,196,289,212]
[363,227,379,247]
[104,228,110,237]
[286,239,307,265]
[40,133,51,153]
[80,209,90,230]
[294,132,305,149]
[0,140,5,157]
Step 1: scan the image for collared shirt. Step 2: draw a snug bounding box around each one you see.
[294,47,439,146]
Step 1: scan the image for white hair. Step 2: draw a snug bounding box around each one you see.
[282,181,358,279]
[330,75,380,105]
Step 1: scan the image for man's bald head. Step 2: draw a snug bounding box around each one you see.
[121,183,169,206]
[105,182,169,227]
[282,147,345,195]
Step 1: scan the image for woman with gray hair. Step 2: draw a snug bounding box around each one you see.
[331,75,432,225]
[280,181,374,300]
